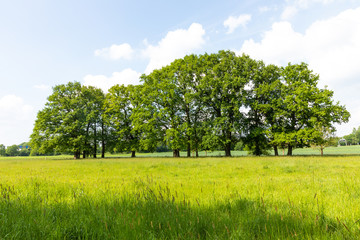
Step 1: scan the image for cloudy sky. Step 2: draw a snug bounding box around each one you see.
[0,0,359,146]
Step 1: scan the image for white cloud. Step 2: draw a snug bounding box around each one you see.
[94,43,134,60]
[281,6,298,20]
[34,84,51,91]
[143,23,206,74]
[83,68,141,92]
[240,7,360,84]
[333,84,360,136]
[240,22,305,65]
[0,95,35,145]
[239,7,360,136]
[281,0,335,19]
[0,95,33,119]
[224,14,252,34]
[259,6,271,13]
[293,0,335,8]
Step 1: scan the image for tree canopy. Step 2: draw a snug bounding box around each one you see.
[30,82,108,159]
[30,50,350,157]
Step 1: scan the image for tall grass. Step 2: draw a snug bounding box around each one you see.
[1,156,360,239]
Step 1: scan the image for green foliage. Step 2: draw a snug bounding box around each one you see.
[267,63,349,155]
[105,84,143,157]
[243,62,281,156]
[0,144,5,156]
[342,127,360,145]
[30,82,109,159]
[234,140,243,151]
[199,51,251,156]
[81,85,108,158]
[138,51,258,157]
[29,51,350,157]
[5,144,19,156]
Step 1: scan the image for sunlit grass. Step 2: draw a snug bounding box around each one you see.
[1,155,360,239]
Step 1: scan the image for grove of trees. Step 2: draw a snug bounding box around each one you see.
[341,127,360,145]
[0,143,31,156]
[30,51,350,158]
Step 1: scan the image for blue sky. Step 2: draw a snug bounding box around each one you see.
[0,0,359,146]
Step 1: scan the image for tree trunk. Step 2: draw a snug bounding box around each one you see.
[287,145,293,156]
[83,123,90,159]
[187,142,191,157]
[274,146,279,156]
[93,127,97,158]
[320,147,324,156]
[194,128,199,158]
[74,150,81,159]
[131,151,136,158]
[101,140,105,158]
[253,110,261,156]
[186,105,191,158]
[173,149,180,157]
[225,143,232,157]
[255,139,261,156]
[225,130,232,157]
[101,120,105,158]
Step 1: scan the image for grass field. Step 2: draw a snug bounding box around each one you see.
[1,153,360,239]
[110,145,360,157]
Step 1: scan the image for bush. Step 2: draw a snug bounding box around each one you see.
[234,141,244,151]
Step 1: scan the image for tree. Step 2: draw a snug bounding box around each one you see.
[311,125,336,156]
[271,63,350,155]
[139,67,186,157]
[30,82,108,159]
[341,126,360,145]
[81,85,108,158]
[356,127,360,143]
[6,145,19,156]
[199,51,250,156]
[243,62,280,156]
[138,51,253,157]
[0,144,5,156]
[31,82,85,158]
[350,127,359,145]
[106,84,143,157]
[29,52,350,158]
[165,54,212,157]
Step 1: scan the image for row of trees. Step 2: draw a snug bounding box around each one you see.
[341,127,360,145]
[30,51,350,158]
[0,143,31,156]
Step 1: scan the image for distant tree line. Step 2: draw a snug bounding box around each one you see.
[30,51,350,158]
[0,143,31,156]
[341,127,360,145]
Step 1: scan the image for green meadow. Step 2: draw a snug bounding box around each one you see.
[110,145,360,157]
[1,151,360,239]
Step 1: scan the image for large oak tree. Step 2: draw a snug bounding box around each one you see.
[30,82,109,158]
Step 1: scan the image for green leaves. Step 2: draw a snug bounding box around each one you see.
[30,82,107,158]
[30,52,350,157]
[263,63,350,155]
[105,84,143,156]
